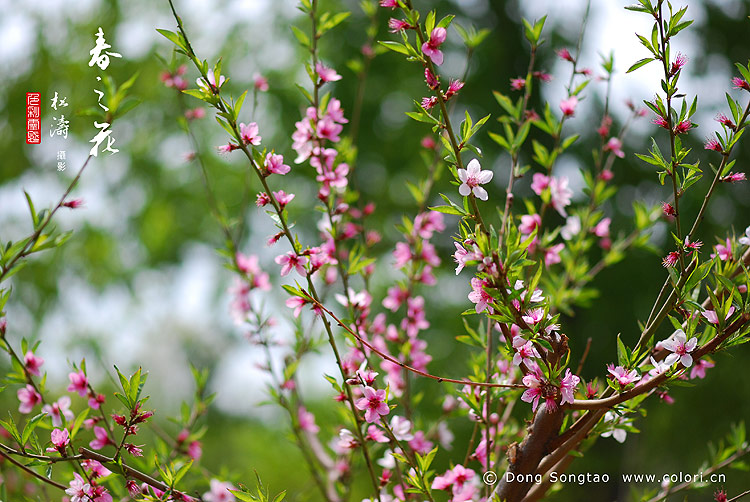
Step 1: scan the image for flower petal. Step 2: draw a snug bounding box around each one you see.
[473,186,488,201]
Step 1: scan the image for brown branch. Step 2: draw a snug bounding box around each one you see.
[78,447,192,497]
[0,449,69,491]
[490,403,564,502]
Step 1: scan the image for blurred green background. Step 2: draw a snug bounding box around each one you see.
[1,0,749,500]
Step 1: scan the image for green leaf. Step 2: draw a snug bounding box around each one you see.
[627,57,655,73]
[23,191,39,228]
[436,15,455,30]
[290,26,310,47]
[234,90,249,120]
[21,412,47,446]
[156,29,186,51]
[173,460,193,485]
[378,40,409,55]
[616,334,629,367]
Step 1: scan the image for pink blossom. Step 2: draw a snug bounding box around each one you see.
[274,252,308,276]
[125,443,144,457]
[239,122,261,146]
[445,79,464,99]
[593,217,611,238]
[661,330,698,367]
[285,296,309,318]
[522,307,545,325]
[521,370,544,411]
[432,464,475,495]
[185,107,205,120]
[604,137,624,158]
[326,98,348,124]
[388,18,411,32]
[607,364,641,387]
[701,306,735,325]
[530,173,550,195]
[421,96,438,110]
[716,113,736,129]
[550,176,573,216]
[512,338,540,367]
[519,213,541,235]
[421,27,447,65]
[357,369,379,386]
[559,96,578,117]
[389,415,414,441]
[510,78,526,91]
[669,52,688,75]
[217,143,239,154]
[42,396,75,427]
[453,241,479,275]
[559,369,580,405]
[355,386,389,423]
[721,172,746,183]
[468,278,492,313]
[253,73,269,92]
[652,115,669,129]
[264,152,290,175]
[690,359,715,379]
[662,202,676,217]
[126,480,140,497]
[317,116,343,142]
[457,158,493,201]
[557,48,574,62]
[68,370,89,397]
[365,424,389,443]
[292,117,315,162]
[24,351,44,376]
[273,190,295,209]
[402,296,430,337]
[392,241,412,268]
[47,428,70,453]
[17,384,42,414]
[408,430,433,455]
[647,356,671,378]
[544,243,564,267]
[662,251,680,268]
[63,198,85,209]
[674,120,692,135]
[711,238,732,261]
[598,116,612,137]
[65,473,92,502]
[413,211,445,239]
[732,77,750,91]
[383,285,409,312]
[705,138,722,152]
[203,479,236,502]
[89,426,113,450]
[197,70,225,93]
[316,62,342,83]
[298,407,319,434]
[81,459,112,478]
[420,241,441,267]
[188,440,202,460]
[333,429,358,454]
[236,252,260,276]
[379,0,398,7]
